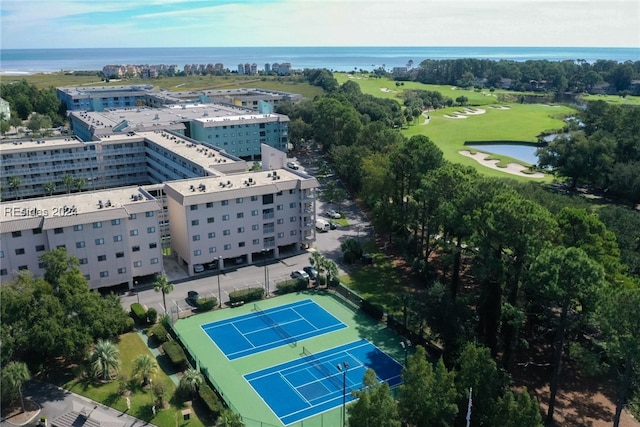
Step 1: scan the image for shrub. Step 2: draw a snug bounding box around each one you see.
[196,297,217,312]
[361,300,385,321]
[163,341,187,368]
[276,279,308,295]
[146,307,158,324]
[148,323,169,343]
[130,303,147,324]
[199,383,224,415]
[229,287,264,304]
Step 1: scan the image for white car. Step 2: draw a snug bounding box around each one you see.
[291,270,310,281]
[286,161,300,170]
[193,264,204,273]
[326,210,341,219]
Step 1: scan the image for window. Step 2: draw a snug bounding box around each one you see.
[0,251,3,258]
[251,209,259,216]
[129,213,137,219]
[100,271,109,278]
[221,200,229,206]
[84,274,91,280]
[146,211,154,217]
[98,255,107,262]
[33,228,42,235]
[113,235,123,242]
[253,239,260,245]
[278,232,284,238]
[134,261,142,267]
[12,231,22,238]
[118,267,127,274]
[206,202,214,208]
[209,247,217,253]
[290,202,297,208]
[237,227,245,233]
[277,204,284,211]
[112,219,121,225]
[79,258,88,265]
[130,229,139,236]
[38,262,45,269]
[237,212,244,219]
[93,221,102,228]
[147,226,156,233]
[0,269,7,276]
[57,245,66,249]
[76,241,86,249]
[149,242,157,249]
[277,218,284,224]
[239,242,245,247]
[224,244,231,250]
[290,216,297,222]
[223,229,230,236]
[263,194,274,204]
[35,244,45,252]
[252,224,259,231]
[132,245,140,252]
[18,265,28,271]
[192,235,200,241]
[74,224,83,231]
[236,197,243,203]
[222,214,230,221]
[251,195,258,201]
[290,230,298,236]
[151,258,159,264]
[191,219,199,226]
[289,189,297,194]
[194,249,202,256]
[95,238,105,245]
[207,217,215,224]
[116,252,124,258]
[208,232,216,238]
[190,205,198,211]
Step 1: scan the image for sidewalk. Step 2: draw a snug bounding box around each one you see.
[0,380,155,427]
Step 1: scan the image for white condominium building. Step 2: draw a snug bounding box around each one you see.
[164,168,318,275]
[0,187,163,290]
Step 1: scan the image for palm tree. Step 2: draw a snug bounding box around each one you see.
[90,339,120,381]
[8,176,21,199]
[74,178,86,193]
[216,409,244,427]
[324,260,339,287]
[153,274,173,314]
[2,361,31,412]
[43,182,55,196]
[309,252,326,276]
[179,368,203,398]
[132,354,158,386]
[62,174,74,194]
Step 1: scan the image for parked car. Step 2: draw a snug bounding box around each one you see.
[303,266,319,281]
[328,220,338,230]
[291,270,310,281]
[286,161,300,170]
[186,290,201,307]
[326,209,341,219]
[193,264,204,273]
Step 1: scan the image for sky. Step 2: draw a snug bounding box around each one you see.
[1,0,639,49]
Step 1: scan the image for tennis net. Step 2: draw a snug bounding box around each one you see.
[254,303,297,347]
[302,346,343,390]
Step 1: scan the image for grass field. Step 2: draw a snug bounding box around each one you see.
[63,332,203,427]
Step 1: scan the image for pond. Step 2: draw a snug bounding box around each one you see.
[466,144,541,165]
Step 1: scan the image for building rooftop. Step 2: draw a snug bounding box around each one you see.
[0,137,87,153]
[0,186,161,233]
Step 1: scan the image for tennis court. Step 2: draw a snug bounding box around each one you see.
[245,339,403,425]
[201,299,347,360]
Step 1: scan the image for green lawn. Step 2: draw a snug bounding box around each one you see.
[63,333,204,427]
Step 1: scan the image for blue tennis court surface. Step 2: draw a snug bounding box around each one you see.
[201,299,347,360]
[245,339,403,425]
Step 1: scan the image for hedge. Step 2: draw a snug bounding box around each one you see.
[130,303,147,324]
[147,323,169,343]
[229,287,264,304]
[276,279,308,295]
[162,341,187,368]
[198,383,224,415]
[195,297,217,312]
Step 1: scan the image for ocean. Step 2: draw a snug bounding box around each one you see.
[1,46,639,75]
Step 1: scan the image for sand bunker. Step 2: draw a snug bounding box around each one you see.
[380,88,397,93]
[443,108,486,119]
[489,105,511,110]
[459,150,545,178]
